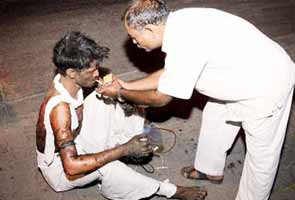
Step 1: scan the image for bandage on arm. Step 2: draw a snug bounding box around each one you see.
[59,141,76,149]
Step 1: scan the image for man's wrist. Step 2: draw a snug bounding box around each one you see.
[117,87,125,102]
[121,143,130,156]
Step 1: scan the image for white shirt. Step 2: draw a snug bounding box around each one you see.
[158,8,295,121]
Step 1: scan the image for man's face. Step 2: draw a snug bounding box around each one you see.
[75,60,99,88]
[125,23,161,52]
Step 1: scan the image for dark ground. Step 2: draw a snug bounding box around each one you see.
[0,0,295,200]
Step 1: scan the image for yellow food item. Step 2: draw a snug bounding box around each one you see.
[103,74,113,84]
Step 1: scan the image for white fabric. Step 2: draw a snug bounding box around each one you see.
[195,90,293,200]
[98,161,159,200]
[41,74,83,165]
[37,75,176,199]
[236,90,293,200]
[157,179,177,198]
[77,91,145,153]
[157,8,295,200]
[37,144,102,192]
[158,8,295,121]
[77,91,176,200]
[37,74,100,191]
[194,99,241,176]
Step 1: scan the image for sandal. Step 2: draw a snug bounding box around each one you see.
[181,166,223,184]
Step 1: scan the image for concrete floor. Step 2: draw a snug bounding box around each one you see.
[0,0,295,200]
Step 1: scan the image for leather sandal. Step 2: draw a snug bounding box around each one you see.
[181,166,223,184]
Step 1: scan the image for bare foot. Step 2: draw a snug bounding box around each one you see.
[171,186,207,200]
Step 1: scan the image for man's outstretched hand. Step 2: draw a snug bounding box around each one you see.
[96,76,122,99]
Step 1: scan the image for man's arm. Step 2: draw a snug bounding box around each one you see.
[120,69,164,91]
[50,102,151,179]
[97,69,172,106]
[118,89,172,107]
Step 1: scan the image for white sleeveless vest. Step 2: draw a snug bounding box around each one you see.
[37,74,83,166]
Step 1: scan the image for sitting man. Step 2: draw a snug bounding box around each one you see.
[36,31,207,200]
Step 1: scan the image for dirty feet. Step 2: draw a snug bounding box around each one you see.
[172,186,207,200]
[181,166,223,184]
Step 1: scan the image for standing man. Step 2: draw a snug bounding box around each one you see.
[98,0,295,199]
[36,31,207,200]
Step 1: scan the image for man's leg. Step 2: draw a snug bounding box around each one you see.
[99,161,171,200]
[40,153,102,192]
[99,160,207,200]
[236,91,293,200]
[80,92,207,199]
[195,99,241,176]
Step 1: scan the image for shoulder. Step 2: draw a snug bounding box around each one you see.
[168,8,213,20]
[49,101,72,131]
[42,93,71,121]
[164,8,213,37]
[50,101,71,117]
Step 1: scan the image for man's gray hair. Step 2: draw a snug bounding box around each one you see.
[125,0,169,29]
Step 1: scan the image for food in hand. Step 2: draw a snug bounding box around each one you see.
[95,74,116,104]
[103,74,113,85]
[95,79,103,87]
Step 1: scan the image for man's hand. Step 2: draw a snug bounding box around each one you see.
[124,134,153,157]
[96,76,122,99]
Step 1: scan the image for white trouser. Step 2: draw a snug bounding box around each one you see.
[78,92,177,200]
[99,161,176,200]
[38,91,177,199]
[39,151,176,200]
[195,91,293,200]
[37,147,102,192]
